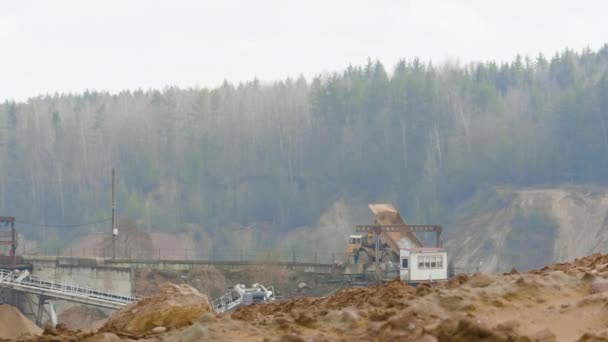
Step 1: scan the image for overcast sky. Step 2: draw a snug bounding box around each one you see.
[1,0,607,102]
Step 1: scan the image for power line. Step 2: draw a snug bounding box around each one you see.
[17,218,112,229]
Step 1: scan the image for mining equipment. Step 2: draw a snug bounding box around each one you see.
[0,217,32,271]
[347,204,447,282]
[0,217,33,308]
[211,283,276,313]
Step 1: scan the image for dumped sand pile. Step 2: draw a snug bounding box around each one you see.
[135,266,227,298]
[0,304,42,339]
[369,203,424,248]
[224,265,344,298]
[57,306,108,332]
[231,278,416,322]
[101,283,212,336]
[222,260,608,341]
[530,253,608,276]
[186,267,227,298]
[135,264,341,300]
[23,253,608,341]
[222,271,593,341]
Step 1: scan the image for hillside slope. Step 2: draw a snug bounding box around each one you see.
[446,186,608,273]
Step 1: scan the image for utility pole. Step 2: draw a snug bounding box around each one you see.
[111,168,116,259]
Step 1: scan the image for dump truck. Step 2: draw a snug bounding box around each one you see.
[347,204,445,282]
[347,204,439,264]
[347,231,392,263]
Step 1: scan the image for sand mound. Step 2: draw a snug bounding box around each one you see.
[57,305,108,332]
[101,283,212,336]
[186,267,227,298]
[225,270,600,341]
[34,253,608,341]
[432,318,526,341]
[135,266,227,298]
[530,253,608,276]
[231,278,416,321]
[0,304,42,339]
[468,273,496,287]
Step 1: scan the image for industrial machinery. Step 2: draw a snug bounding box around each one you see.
[347,204,444,281]
[0,269,139,326]
[347,232,392,263]
[0,217,17,259]
[211,283,276,313]
[0,217,32,271]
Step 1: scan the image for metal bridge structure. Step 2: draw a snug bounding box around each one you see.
[0,269,139,311]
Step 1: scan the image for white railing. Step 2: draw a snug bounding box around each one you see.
[211,288,243,313]
[211,284,276,313]
[0,269,139,309]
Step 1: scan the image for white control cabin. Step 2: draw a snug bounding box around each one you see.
[399,248,448,282]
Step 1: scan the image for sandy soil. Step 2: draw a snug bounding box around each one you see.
[11,253,608,341]
[134,266,227,298]
[57,306,108,332]
[0,304,42,339]
[134,264,343,300]
[101,283,212,336]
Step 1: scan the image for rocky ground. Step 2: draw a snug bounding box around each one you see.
[8,254,608,341]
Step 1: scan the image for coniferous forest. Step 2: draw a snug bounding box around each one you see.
[1,46,608,252]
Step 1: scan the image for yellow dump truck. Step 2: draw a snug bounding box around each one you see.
[347,204,425,264]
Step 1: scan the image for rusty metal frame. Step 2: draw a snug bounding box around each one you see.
[0,217,17,261]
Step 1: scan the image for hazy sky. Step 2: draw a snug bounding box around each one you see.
[1,0,607,101]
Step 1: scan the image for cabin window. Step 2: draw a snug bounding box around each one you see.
[402,258,408,269]
[417,255,444,269]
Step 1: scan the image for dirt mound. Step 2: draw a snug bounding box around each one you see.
[57,306,108,332]
[101,283,212,336]
[468,273,496,287]
[530,253,608,276]
[33,253,608,341]
[134,267,178,296]
[223,265,343,298]
[0,304,42,339]
[326,278,416,308]
[186,267,227,298]
[135,264,341,301]
[231,278,415,321]
[224,269,603,341]
[135,266,226,298]
[369,203,423,248]
[432,318,526,341]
